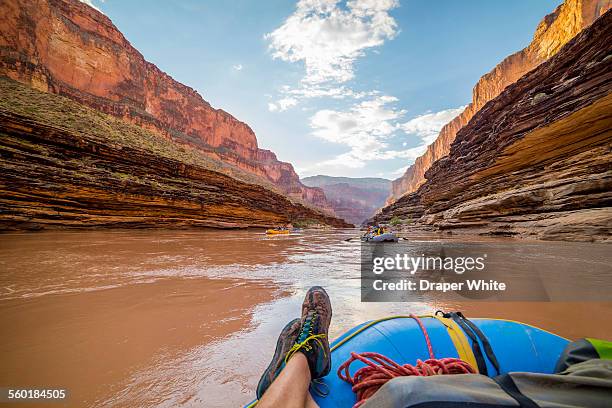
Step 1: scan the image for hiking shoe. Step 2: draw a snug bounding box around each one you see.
[286,286,332,379]
[256,318,301,399]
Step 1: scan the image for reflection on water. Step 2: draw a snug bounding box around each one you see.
[0,229,610,407]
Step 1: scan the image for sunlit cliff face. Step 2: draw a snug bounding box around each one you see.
[0,0,334,212]
[387,0,610,204]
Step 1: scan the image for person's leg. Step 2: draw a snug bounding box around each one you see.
[305,392,320,408]
[256,286,331,408]
[257,353,317,408]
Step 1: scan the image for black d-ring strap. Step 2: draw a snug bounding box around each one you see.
[456,312,501,375]
[494,375,540,408]
[449,312,488,375]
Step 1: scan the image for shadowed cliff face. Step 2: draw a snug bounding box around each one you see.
[301,176,390,225]
[373,10,612,241]
[0,0,333,213]
[0,78,351,230]
[387,0,611,204]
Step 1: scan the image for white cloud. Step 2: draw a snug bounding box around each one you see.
[268,97,298,112]
[400,106,465,144]
[265,0,398,107]
[307,99,465,170]
[286,86,378,100]
[311,95,402,142]
[266,0,398,85]
[390,165,408,177]
[309,95,405,168]
[232,64,243,71]
[386,144,427,160]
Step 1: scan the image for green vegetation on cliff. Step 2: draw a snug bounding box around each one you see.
[0,77,282,191]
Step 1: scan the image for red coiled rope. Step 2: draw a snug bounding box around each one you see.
[337,314,476,408]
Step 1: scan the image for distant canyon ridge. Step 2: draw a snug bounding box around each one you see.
[301,176,391,225]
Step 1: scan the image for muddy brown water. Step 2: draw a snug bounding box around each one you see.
[0,230,610,407]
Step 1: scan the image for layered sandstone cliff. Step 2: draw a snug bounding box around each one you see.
[0,78,350,230]
[387,0,611,203]
[0,0,333,212]
[373,10,612,241]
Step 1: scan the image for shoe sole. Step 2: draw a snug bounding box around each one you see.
[307,285,332,327]
[305,286,332,378]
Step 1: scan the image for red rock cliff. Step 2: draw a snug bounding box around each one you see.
[0,0,333,212]
[387,0,611,203]
[373,10,612,241]
[0,77,351,230]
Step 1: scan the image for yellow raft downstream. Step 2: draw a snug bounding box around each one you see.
[266,229,289,235]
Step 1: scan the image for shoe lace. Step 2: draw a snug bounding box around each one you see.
[284,312,327,364]
[311,378,330,397]
[285,333,327,364]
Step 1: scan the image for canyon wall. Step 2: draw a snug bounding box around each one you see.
[301,176,391,225]
[0,78,350,230]
[387,0,611,204]
[373,10,612,241]
[0,0,333,212]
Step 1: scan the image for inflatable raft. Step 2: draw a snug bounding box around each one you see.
[361,232,398,242]
[266,229,289,235]
[245,314,568,407]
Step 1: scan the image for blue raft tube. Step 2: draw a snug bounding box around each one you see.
[244,314,568,407]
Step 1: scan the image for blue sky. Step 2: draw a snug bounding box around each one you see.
[85,0,562,179]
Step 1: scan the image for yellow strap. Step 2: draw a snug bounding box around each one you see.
[432,315,479,373]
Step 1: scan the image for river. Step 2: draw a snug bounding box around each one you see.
[0,229,610,407]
